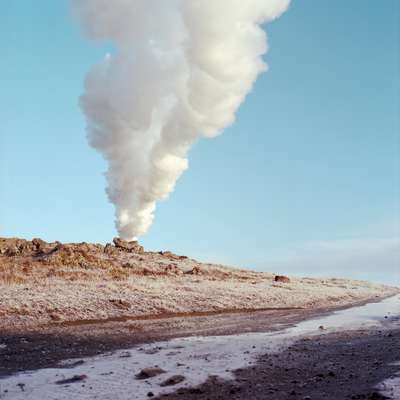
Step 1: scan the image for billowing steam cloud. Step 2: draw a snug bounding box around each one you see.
[73,0,290,240]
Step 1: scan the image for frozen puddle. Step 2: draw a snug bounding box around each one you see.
[1,295,399,400]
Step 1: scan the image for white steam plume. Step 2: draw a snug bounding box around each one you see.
[73,0,290,240]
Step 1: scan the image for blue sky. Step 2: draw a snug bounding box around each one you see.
[1,1,399,284]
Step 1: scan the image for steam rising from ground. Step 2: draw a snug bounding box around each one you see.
[73,0,290,239]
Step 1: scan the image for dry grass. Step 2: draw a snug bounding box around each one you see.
[0,267,27,285]
[108,267,130,281]
[0,237,398,329]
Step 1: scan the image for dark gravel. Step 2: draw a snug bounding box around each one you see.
[156,328,400,400]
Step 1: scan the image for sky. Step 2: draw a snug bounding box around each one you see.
[1,0,399,284]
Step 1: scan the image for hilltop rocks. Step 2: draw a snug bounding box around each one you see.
[0,236,240,280]
[113,238,144,254]
[0,238,53,256]
[32,238,49,253]
[0,237,188,276]
[104,243,119,255]
[0,237,145,259]
[0,238,102,259]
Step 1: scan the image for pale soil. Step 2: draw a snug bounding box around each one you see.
[0,237,398,330]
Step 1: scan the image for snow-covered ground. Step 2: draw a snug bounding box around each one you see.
[1,295,399,400]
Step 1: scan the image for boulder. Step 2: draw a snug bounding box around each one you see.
[160,375,186,386]
[6,245,19,256]
[164,263,183,275]
[185,266,202,275]
[274,275,291,283]
[55,375,87,385]
[135,367,166,380]
[113,238,144,254]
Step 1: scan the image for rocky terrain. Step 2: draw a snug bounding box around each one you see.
[0,237,398,330]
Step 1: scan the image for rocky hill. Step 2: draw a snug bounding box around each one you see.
[0,237,398,329]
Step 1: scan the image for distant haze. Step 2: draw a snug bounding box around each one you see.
[254,238,400,286]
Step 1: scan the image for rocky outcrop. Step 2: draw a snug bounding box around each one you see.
[0,237,55,256]
[113,238,144,254]
[0,236,246,280]
[0,237,145,259]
